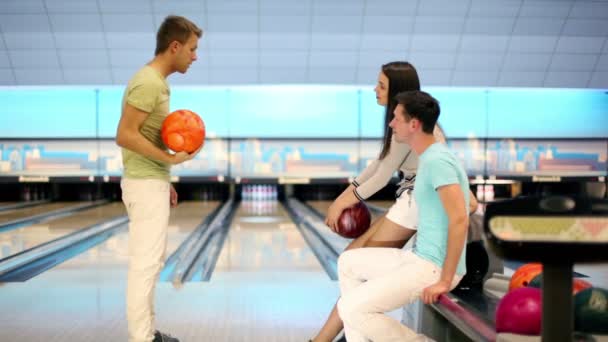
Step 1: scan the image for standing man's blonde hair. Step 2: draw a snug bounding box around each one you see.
[155,15,203,55]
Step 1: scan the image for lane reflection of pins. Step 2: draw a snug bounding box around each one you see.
[23,185,30,201]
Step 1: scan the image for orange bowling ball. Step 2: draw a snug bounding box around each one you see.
[509,263,543,291]
[161,109,205,153]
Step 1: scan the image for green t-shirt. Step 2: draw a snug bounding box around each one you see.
[413,143,470,276]
[121,65,171,181]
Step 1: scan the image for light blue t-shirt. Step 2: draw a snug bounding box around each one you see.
[413,143,470,276]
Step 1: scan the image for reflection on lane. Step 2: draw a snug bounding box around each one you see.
[215,200,322,272]
[0,202,87,225]
[0,202,126,258]
[34,201,221,272]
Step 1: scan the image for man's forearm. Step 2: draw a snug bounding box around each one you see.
[440,216,469,284]
[117,131,173,164]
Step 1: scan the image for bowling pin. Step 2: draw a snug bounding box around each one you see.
[476,185,484,201]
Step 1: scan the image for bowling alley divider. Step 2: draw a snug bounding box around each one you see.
[160,200,238,283]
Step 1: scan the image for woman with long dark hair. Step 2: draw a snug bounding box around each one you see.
[311,61,475,342]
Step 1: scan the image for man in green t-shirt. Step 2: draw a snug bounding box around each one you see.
[115,15,202,342]
[336,91,469,342]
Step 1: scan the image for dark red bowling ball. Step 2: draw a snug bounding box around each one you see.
[336,202,371,239]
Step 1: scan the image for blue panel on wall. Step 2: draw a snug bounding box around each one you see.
[360,89,385,138]
[487,89,608,138]
[98,87,231,138]
[428,88,488,139]
[2,86,607,142]
[97,87,123,138]
[171,88,229,137]
[0,88,97,138]
[228,86,359,138]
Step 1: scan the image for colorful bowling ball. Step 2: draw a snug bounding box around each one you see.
[336,202,371,239]
[495,287,542,335]
[161,109,205,153]
[574,287,608,334]
[529,274,593,295]
[509,263,543,291]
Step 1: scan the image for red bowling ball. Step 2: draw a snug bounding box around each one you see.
[336,202,371,239]
[496,287,542,335]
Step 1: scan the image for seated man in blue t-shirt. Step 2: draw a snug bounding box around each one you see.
[336,90,470,342]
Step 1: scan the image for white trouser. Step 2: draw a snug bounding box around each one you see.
[337,248,462,342]
[121,178,170,342]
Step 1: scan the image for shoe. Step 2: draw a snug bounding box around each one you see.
[153,330,179,342]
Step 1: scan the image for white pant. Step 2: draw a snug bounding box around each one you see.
[121,178,170,342]
[337,248,461,342]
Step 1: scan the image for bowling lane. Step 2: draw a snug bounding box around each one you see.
[196,200,340,341]
[214,200,322,272]
[0,202,19,209]
[32,200,222,274]
[0,202,126,258]
[0,200,49,211]
[304,200,332,219]
[0,200,224,341]
[0,199,341,341]
[0,201,91,225]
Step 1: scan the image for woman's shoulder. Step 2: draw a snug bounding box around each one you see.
[433,124,447,143]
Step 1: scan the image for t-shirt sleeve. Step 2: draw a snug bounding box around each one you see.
[126,81,162,113]
[428,157,460,190]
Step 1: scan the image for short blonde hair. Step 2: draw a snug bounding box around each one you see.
[155,15,202,55]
